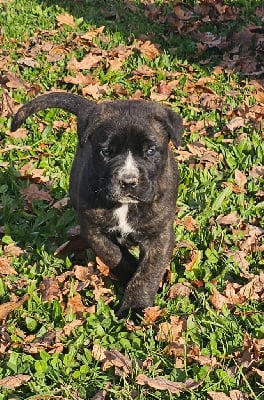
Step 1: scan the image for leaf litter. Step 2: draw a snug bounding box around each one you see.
[0,0,263,398]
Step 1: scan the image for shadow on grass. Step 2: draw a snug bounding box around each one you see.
[38,0,264,77]
[36,0,221,68]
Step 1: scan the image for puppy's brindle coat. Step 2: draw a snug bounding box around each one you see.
[11,93,183,318]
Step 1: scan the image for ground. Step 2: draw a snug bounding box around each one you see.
[0,1,263,399]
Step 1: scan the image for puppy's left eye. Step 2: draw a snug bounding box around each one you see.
[146,147,156,157]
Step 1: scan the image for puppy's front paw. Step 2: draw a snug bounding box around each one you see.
[116,306,144,323]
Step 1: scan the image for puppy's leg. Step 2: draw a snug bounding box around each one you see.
[80,223,138,285]
[116,228,175,318]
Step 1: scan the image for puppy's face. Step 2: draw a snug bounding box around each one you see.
[90,119,167,205]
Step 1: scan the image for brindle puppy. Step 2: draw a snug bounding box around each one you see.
[11,93,183,318]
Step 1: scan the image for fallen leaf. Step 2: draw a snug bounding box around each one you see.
[226,117,245,131]
[234,169,247,189]
[96,256,110,276]
[56,13,75,28]
[17,57,40,68]
[67,54,103,72]
[0,374,31,389]
[63,319,84,336]
[248,165,264,179]
[64,72,93,86]
[184,249,200,271]
[156,316,186,342]
[135,40,160,60]
[136,374,202,394]
[168,283,192,299]
[184,215,197,232]
[82,82,108,99]
[20,183,53,204]
[91,390,107,400]
[0,294,29,322]
[5,127,28,139]
[92,345,131,376]
[252,367,264,383]
[39,277,62,301]
[143,306,166,324]
[216,211,241,226]
[3,243,25,257]
[54,234,88,258]
[0,325,10,354]
[210,287,232,310]
[52,197,70,209]
[66,293,87,315]
[208,392,231,400]
[80,26,105,41]
[0,257,17,275]
[74,264,92,281]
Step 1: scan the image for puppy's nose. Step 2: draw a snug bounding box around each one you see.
[119,174,139,190]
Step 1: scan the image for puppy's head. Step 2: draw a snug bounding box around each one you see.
[88,101,182,204]
[11,93,183,205]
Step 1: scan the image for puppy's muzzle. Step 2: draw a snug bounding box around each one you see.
[119,172,139,191]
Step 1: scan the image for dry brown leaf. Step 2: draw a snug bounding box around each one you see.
[63,319,84,336]
[0,294,29,321]
[20,184,53,204]
[96,256,110,277]
[210,287,232,310]
[3,243,25,257]
[64,72,93,86]
[143,306,166,324]
[66,293,87,315]
[82,83,108,99]
[156,315,186,342]
[136,374,202,394]
[93,285,114,304]
[208,392,231,400]
[0,374,31,389]
[168,283,192,299]
[234,170,247,189]
[238,273,264,301]
[4,72,27,89]
[56,13,75,28]
[0,257,17,275]
[226,117,245,131]
[67,54,103,72]
[225,250,250,275]
[252,367,264,383]
[73,265,91,282]
[0,325,10,354]
[184,249,200,271]
[52,197,70,209]
[92,345,131,376]
[184,215,197,232]
[248,165,264,179]
[39,277,62,302]
[135,40,160,60]
[80,26,105,41]
[17,57,40,68]
[5,127,28,139]
[216,211,241,226]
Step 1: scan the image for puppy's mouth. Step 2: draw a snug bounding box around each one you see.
[118,194,140,204]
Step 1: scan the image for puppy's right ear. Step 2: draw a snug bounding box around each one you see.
[11,93,97,147]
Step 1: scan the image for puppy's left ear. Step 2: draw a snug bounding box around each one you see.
[155,106,183,148]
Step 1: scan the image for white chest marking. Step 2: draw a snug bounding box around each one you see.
[113,204,134,236]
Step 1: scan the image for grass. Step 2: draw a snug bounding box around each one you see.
[0,0,264,399]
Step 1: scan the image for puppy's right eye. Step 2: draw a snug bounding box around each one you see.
[100,148,111,158]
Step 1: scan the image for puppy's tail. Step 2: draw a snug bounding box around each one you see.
[11,92,94,132]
